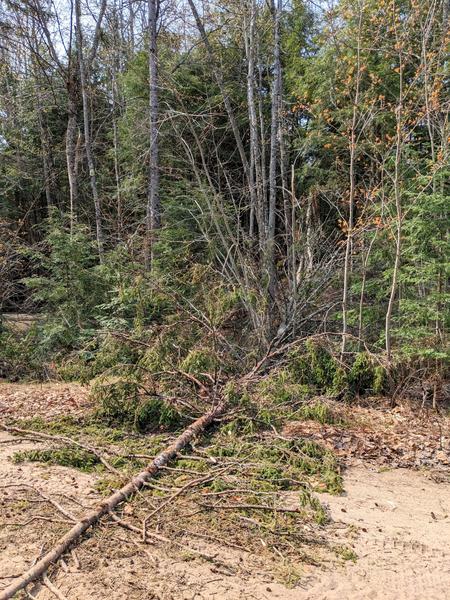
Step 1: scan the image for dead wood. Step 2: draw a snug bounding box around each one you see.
[0,399,225,600]
[109,513,220,563]
[2,484,76,522]
[141,470,224,540]
[199,502,302,513]
[42,577,68,600]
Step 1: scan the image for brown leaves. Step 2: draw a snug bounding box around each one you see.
[283,401,450,472]
[0,382,90,421]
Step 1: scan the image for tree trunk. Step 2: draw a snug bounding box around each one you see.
[144,0,160,270]
[66,77,79,230]
[266,0,282,307]
[187,0,250,186]
[244,0,264,245]
[385,53,404,362]
[341,10,362,359]
[36,82,53,211]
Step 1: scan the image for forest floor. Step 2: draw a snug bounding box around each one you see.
[0,381,449,599]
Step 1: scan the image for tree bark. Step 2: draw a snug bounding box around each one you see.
[266,0,282,307]
[244,0,264,245]
[340,10,362,359]
[385,52,404,362]
[66,76,79,230]
[144,0,160,270]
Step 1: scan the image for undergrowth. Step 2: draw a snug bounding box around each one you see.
[91,379,186,432]
[12,447,101,472]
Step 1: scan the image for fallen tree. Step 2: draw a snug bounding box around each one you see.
[0,399,226,600]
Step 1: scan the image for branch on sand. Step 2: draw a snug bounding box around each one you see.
[0,400,226,600]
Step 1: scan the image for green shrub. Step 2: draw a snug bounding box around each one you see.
[288,341,338,389]
[346,353,375,396]
[287,344,387,400]
[296,400,335,424]
[256,370,310,405]
[93,379,184,432]
[373,365,387,394]
[134,397,183,432]
[0,328,49,380]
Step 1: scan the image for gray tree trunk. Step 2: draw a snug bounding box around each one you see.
[144,0,160,270]
[267,0,282,305]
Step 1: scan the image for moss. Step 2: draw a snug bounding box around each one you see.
[95,475,124,496]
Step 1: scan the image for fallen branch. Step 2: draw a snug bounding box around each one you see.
[110,514,220,563]
[142,470,225,540]
[42,576,68,600]
[199,502,302,513]
[0,400,226,600]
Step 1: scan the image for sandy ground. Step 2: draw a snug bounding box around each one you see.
[1,382,450,599]
[304,465,450,600]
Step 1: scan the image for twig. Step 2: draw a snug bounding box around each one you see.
[42,576,68,600]
[200,502,302,513]
[110,514,219,563]
[142,468,228,540]
[181,529,248,552]
[8,516,74,527]
[201,488,280,497]
[70,550,80,571]
[2,484,76,522]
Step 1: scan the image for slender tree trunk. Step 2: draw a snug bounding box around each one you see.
[144,0,160,270]
[244,0,263,245]
[267,0,282,306]
[258,57,268,229]
[75,0,104,258]
[111,68,122,240]
[385,52,404,362]
[341,12,362,359]
[35,82,53,211]
[279,114,291,278]
[66,77,79,231]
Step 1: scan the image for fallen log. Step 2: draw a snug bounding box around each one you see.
[0,400,226,600]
